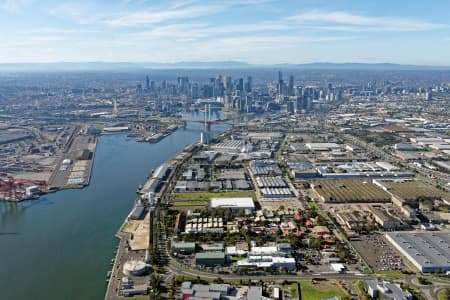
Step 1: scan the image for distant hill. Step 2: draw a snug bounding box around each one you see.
[0,61,251,71]
[0,61,449,71]
[271,62,450,70]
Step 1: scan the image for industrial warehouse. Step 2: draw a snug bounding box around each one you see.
[386,232,450,273]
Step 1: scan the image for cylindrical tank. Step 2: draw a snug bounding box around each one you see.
[122,260,148,276]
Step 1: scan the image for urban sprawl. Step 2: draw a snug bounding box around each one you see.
[2,69,450,300]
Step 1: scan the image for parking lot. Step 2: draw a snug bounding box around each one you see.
[351,233,405,272]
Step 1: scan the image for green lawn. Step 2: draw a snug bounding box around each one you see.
[352,280,370,300]
[171,191,257,202]
[289,283,299,299]
[171,200,209,207]
[438,289,450,300]
[299,280,348,300]
[231,256,246,262]
[307,199,318,210]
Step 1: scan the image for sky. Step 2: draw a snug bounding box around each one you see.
[1,0,450,65]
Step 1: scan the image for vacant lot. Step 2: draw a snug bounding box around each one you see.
[299,280,348,300]
[172,191,256,201]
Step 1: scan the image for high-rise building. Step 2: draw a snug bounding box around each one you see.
[145,76,150,91]
[245,95,253,113]
[236,78,244,92]
[426,87,432,101]
[191,83,199,99]
[288,75,294,96]
[245,76,253,93]
[277,71,284,95]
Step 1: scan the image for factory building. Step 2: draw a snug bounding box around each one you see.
[209,197,255,212]
[365,280,412,300]
[386,232,450,273]
[171,242,196,254]
[236,243,296,271]
[195,252,225,267]
[181,282,230,300]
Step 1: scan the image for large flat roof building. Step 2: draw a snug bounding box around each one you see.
[386,232,450,273]
[209,197,255,211]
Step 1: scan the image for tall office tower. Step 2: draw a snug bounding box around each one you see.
[296,96,303,113]
[236,78,244,92]
[245,95,253,113]
[161,80,167,90]
[385,85,392,95]
[215,76,224,97]
[177,76,189,95]
[223,76,232,92]
[245,76,253,93]
[288,75,294,96]
[426,87,433,101]
[145,76,150,91]
[191,83,199,99]
[296,86,303,97]
[201,84,213,98]
[150,80,155,93]
[287,98,295,113]
[136,84,143,100]
[277,71,284,95]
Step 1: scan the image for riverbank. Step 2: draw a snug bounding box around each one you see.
[0,127,207,300]
[104,139,199,299]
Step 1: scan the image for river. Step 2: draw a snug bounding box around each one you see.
[0,118,226,300]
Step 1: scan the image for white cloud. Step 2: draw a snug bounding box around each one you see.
[132,22,288,40]
[287,11,447,32]
[103,4,222,27]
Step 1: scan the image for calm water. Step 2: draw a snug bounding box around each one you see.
[0,120,225,300]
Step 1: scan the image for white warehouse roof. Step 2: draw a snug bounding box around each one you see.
[209,197,255,210]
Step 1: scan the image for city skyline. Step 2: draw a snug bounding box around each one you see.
[1,0,450,65]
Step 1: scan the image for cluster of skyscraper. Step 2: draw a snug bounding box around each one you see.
[137,72,344,114]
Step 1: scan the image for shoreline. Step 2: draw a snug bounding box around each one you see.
[104,140,200,299]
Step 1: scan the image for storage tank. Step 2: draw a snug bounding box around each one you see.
[123,260,148,276]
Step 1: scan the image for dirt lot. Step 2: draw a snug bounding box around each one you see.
[259,199,303,211]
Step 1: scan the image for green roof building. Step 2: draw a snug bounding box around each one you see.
[195,252,225,267]
[171,241,196,254]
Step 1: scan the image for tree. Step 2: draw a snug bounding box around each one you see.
[213,277,224,284]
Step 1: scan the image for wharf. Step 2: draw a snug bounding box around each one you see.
[104,142,198,299]
[49,134,97,190]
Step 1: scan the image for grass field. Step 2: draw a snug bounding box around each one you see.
[438,289,450,300]
[171,200,209,207]
[171,191,257,202]
[352,280,370,300]
[299,280,348,300]
[289,283,299,299]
